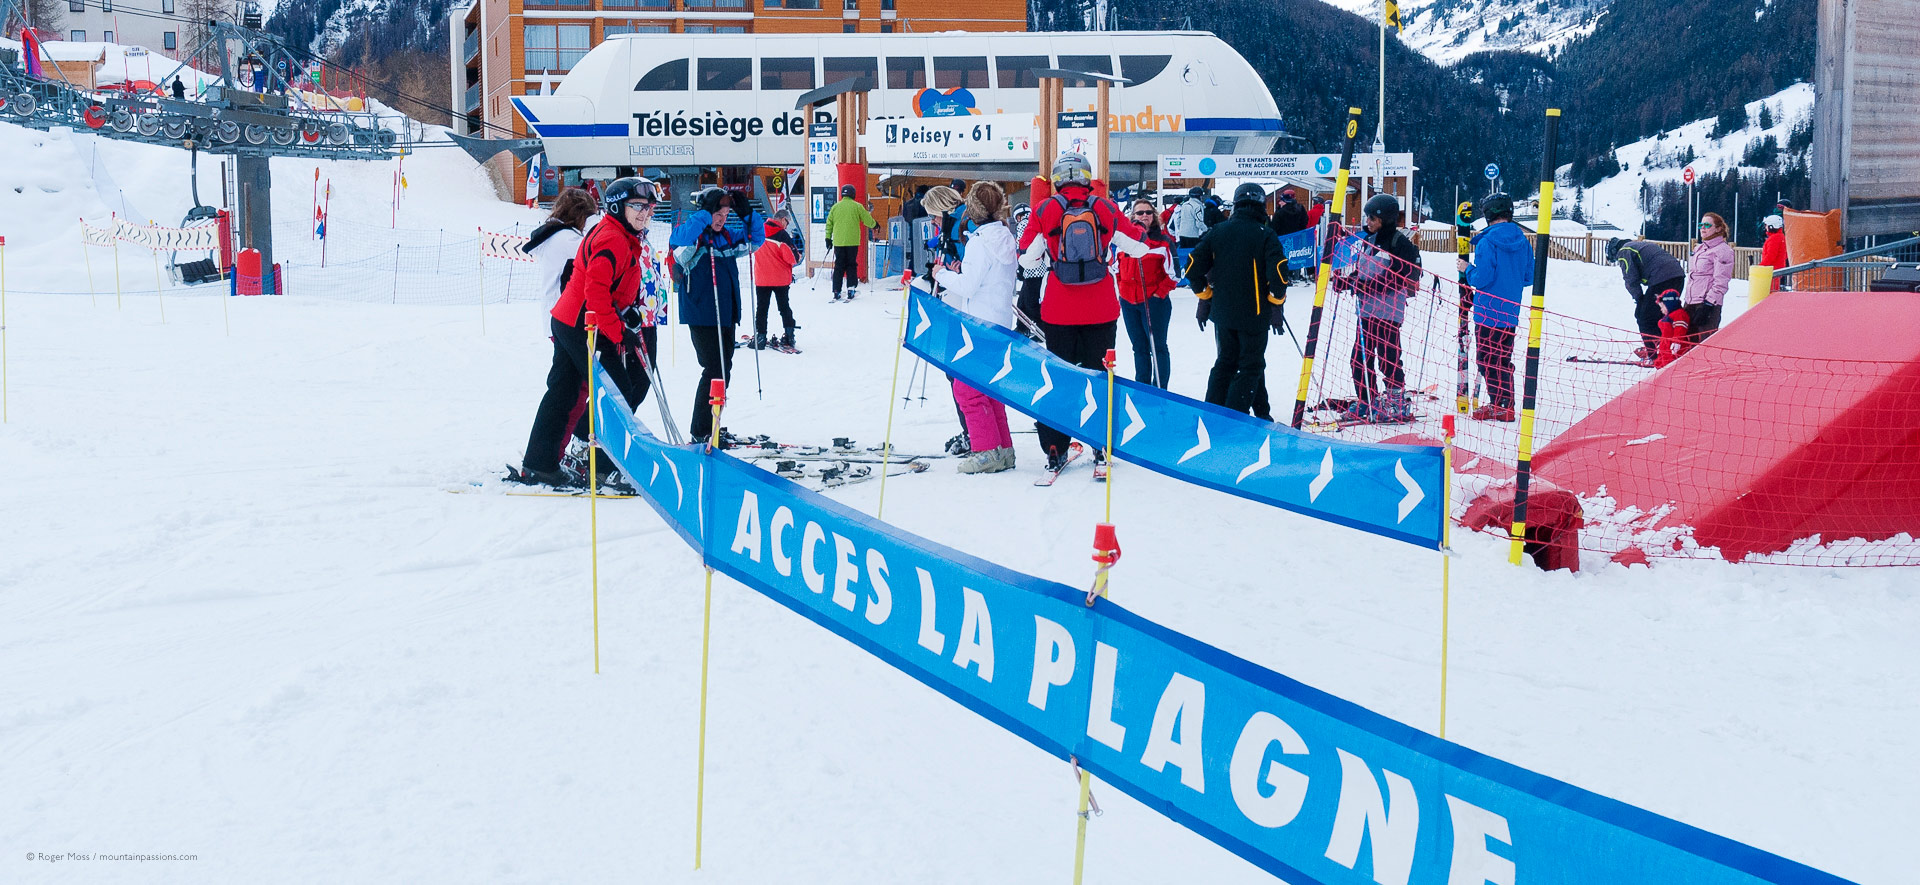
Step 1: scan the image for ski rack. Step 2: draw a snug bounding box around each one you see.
[0,11,403,160]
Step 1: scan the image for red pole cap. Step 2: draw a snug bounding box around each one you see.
[584,310,600,327]
[708,378,728,407]
[1091,522,1122,565]
[1103,349,1117,371]
[1442,414,1456,438]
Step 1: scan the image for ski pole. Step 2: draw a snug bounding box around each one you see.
[585,314,604,676]
[747,217,762,401]
[693,377,725,870]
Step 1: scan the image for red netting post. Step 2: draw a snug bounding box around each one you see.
[1291,106,1365,429]
[1507,109,1561,566]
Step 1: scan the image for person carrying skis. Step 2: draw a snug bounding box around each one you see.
[932,182,1020,474]
[1336,193,1422,423]
[1606,236,1687,363]
[1268,187,1310,238]
[1457,192,1529,421]
[515,177,663,488]
[749,214,801,351]
[1017,153,1151,475]
[1116,198,1178,389]
[824,184,875,301]
[1187,183,1288,415]
[1685,212,1735,345]
[1759,213,1787,293]
[672,187,761,443]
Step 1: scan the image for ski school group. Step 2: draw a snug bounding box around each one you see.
[500,152,1551,493]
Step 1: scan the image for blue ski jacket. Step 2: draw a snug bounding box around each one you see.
[671,209,763,327]
[1463,221,1533,329]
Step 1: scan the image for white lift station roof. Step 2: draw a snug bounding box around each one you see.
[513,31,1284,169]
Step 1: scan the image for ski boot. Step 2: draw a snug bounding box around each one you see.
[944,431,971,456]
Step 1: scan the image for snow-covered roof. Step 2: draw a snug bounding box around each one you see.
[39,42,109,64]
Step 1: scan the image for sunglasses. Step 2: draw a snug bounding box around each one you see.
[1131,210,1155,217]
[1697,221,1715,228]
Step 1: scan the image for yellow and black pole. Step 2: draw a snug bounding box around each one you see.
[586,314,604,673]
[694,377,726,869]
[1507,109,1561,566]
[1290,107,1365,428]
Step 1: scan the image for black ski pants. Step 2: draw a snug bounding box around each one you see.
[1351,317,1406,404]
[523,317,653,474]
[687,324,737,442]
[1475,323,1516,408]
[1205,326,1270,415]
[1034,320,1116,459]
[754,285,795,337]
[832,245,860,295]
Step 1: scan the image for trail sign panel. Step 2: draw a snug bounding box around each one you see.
[1485,162,1500,180]
[1683,166,1696,184]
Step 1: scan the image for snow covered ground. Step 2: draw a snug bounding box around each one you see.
[2,121,1915,884]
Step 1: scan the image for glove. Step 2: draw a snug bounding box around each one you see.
[1195,297,1212,330]
[1267,303,1286,333]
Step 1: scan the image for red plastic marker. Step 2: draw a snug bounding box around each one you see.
[1103,348,1116,371]
[708,378,727,408]
[1091,522,1122,565]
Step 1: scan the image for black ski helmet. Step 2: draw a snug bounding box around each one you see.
[1363,193,1402,225]
[694,186,732,214]
[840,184,857,199]
[601,176,657,217]
[1232,182,1266,206]
[1606,237,1628,263]
[1480,192,1515,220]
[1187,186,1205,199]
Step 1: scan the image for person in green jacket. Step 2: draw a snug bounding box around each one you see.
[824,184,876,301]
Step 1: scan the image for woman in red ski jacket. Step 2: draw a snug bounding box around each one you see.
[517,177,662,488]
[1115,198,1178,388]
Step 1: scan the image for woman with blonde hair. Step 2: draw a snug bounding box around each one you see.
[1686,211,1735,343]
[931,182,1019,473]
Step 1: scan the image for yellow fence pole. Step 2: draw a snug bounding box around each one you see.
[1748,265,1775,309]
[1290,107,1365,428]
[875,284,912,519]
[587,317,603,675]
[694,378,726,870]
[111,221,123,311]
[1507,109,1562,565]
[1440,415,1456,738]
[476,227,488,336]
[149,222,166,324]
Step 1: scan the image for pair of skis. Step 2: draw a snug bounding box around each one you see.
[1034,442,1099,487]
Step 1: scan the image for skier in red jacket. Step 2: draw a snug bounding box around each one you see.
[1115,198,1178,388]
[1759,214,1787,293]
[1016,153,1150,475]
[515,177,661,489]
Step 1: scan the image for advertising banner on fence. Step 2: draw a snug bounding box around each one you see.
[586,364,1853,885]
[478,228,533,263]
[863,113,1035,164]
[108,217,221,252]
[900,292,1444,549]
[1159,153,1415,181]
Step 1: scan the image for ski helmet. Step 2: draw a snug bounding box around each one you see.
[1605,237,1627,263]
[1187,186,1205,199]
[1479,192,1515,220]
[840,184,857,199]
[601,176,658,217]
[1050,152,1093,188]
[1363,193,1402,225]
[693,186,733,214]
[1763,214,1785,230]
[1232,182,1266,206]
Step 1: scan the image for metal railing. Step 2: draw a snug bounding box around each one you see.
[465,83,480,112]
[1417,229,1769,279]
[1775,235,1920,292]
[463,30,479,60]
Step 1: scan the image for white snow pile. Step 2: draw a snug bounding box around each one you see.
[1,115,1915,884]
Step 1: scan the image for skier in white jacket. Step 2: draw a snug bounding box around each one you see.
[930,183,1019,474]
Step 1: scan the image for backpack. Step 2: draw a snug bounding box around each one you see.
[1170,199,1207,239]
[1048,194,1112,285]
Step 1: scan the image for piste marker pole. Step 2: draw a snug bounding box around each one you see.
[1291,107,1365,428]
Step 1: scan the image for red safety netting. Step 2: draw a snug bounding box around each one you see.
[1297,223,1920,568]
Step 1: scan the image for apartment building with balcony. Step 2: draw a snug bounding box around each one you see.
[449,0,1026,200]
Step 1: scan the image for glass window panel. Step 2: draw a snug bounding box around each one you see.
[933,56,989,89]
[994,55,1047,89]
[697,57,753,91]
[760,57,815,91]
[1056,54,1113,87]
[823,57,876,91]
[634,58,688,91]
[1119,55,1171,85]
[885,56,925,90]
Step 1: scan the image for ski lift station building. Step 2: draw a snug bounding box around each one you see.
[509,31,1282,186]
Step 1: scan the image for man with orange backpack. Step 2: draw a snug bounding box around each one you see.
[1016,153,1151,478]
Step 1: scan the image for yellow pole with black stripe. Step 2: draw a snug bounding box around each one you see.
[1507,109,1561,565]
[1290,107,1365,428]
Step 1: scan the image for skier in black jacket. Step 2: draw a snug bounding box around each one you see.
[1269,187,1310,238]
[1187,183,1289,415]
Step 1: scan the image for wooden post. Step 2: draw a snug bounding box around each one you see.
[1094,79,1111,185]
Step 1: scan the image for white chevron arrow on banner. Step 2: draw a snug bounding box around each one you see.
[955,326,974,362]
[990,345,1014,384]
[1121,395,1146,445]
[913,300,931,339]
[1236,436,1272,484]
[1309,449,1335,502]
[1395,459,1424,523]
[1031,361,1054,406]
[1178,417,1211,464]
[1079,381,1098,427]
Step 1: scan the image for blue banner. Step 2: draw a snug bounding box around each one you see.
[584,369,1851,885]
[1280,227,1318,275]
[901,292,1445,549]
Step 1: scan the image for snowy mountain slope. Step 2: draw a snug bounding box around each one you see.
[1317,0,1611,65]
[1570,82,1811,236]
